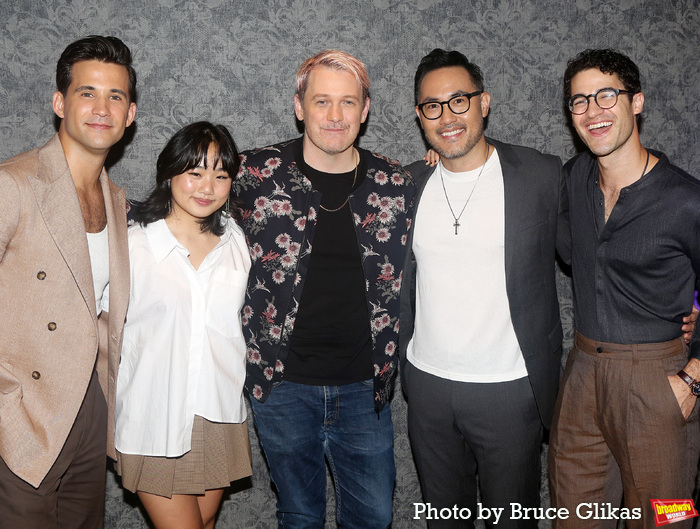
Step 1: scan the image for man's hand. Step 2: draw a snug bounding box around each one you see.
[668,374,696,419]
[682,306,698,343]
[670,358,700,419]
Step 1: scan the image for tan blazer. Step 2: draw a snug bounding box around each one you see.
[0,135,129,487]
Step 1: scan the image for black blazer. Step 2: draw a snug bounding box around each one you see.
[399,137,567,429]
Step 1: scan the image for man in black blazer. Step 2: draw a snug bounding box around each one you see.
[399,49,566,528]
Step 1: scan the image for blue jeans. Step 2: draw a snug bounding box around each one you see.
[250,379,395,529]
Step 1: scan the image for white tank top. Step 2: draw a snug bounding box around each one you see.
[87,225,109,315]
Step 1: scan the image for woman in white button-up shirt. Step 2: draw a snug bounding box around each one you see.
[111,122,251,529]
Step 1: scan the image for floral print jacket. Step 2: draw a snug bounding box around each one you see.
[234,138,415,411]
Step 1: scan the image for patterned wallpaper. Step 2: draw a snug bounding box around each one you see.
[1,0,698,527]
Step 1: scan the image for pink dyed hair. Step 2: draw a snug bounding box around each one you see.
[295,50,370,101]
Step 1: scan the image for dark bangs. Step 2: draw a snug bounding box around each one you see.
[132,121,242,233]
[156,122,240,185]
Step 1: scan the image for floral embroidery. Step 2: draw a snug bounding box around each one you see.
[233,138,414,408]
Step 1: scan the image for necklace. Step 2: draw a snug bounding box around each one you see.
[640,149,650,179]
[601,149,650,223]
[319,150,359,212]
[440,144,490,235]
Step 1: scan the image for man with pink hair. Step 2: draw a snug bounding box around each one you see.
[233,50,414,528]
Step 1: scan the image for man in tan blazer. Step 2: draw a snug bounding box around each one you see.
[0,36,136,528]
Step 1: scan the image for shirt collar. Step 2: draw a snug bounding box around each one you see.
[146,219,186,263]
[145,217,236,264]
[624,149,668,193]
[591,149,670,194]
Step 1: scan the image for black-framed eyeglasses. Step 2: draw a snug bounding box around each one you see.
[568,87,638,115]
[417,91,483,120]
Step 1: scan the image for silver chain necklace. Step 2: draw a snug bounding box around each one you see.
[439,145,491,235]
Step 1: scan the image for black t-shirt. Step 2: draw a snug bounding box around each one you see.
[285,143,373,385]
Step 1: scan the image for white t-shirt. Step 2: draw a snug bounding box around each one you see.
[407,152,528,382]
[113,218,250,457]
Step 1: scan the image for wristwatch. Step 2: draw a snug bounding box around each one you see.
[677,369,700,397]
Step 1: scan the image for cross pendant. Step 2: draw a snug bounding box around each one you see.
[454,219,460,235]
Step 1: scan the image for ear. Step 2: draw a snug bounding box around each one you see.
[632,91,644,116]
[415,106,424,129]
[294,94,304,122]
[52,91,65,119]
[480,91,491,118]
[360,97,370,123]
[126,102,137,127]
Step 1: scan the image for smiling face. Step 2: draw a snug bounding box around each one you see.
[168,144,232,225]
[416,66,490,172]
[52,59,136,159]
[294,66,369,169]
[569,68,644,159]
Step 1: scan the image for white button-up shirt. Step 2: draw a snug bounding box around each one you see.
[113,218,250,457]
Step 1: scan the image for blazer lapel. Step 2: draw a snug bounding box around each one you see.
[102,173,129,325]
[27,135,97,322]
[497,140,527,279]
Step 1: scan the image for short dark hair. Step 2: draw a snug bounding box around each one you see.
[132,122,242,235]
[414,49,485,105]
[564,48,641,101]
[56,35,137,102]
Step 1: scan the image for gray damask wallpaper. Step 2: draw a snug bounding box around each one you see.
[1,0,698,527]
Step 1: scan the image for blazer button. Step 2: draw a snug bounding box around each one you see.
[32,371,41,380]
[596,346,603,354]
[37,271,46,280]
[48,322,57,331]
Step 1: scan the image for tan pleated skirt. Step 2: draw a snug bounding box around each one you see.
[115,416,252,498]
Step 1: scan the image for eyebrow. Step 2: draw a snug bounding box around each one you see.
[571,86,627,96]
[73,85,128,97]
[311,93,361,100]
[420,91,471,104]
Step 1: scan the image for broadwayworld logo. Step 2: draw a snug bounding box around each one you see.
[651,499,699,526]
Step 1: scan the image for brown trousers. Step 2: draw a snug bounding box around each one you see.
[549,332,700,529]
[0,369,107,529]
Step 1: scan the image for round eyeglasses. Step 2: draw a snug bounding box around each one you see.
[568,87,638,115]
[417,91,483,120]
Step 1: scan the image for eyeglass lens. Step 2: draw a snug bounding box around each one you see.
[421,94,474,119]
[570,88,621,114]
